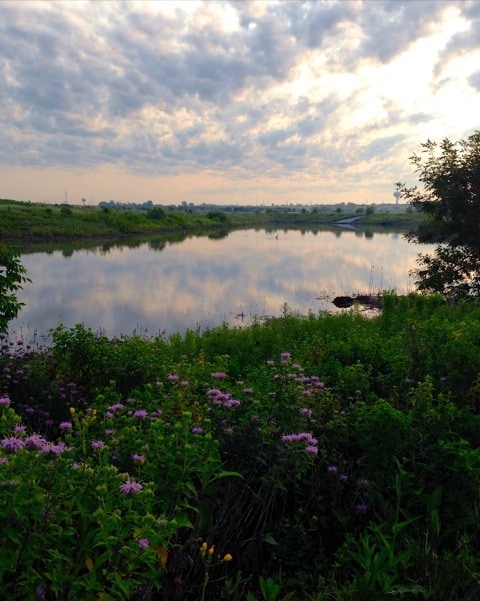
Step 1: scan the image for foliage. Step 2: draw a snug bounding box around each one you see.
[0,243,30,333]
[402,131,480,298]
[2,295,480,598]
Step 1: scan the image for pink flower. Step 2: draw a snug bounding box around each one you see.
[138,538,149,549]
[1,436,25,452]
[91,440,105,450]
[133,409,148,419]
[120,479,143,495]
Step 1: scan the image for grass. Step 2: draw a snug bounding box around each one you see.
[0,198,426,242]
[1,294,480,599]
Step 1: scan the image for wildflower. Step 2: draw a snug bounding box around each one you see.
[24,434,47,449]
[1,437,25,452]
[0,395,11,406]
[356,504,368,514]
[339,474,348,482]
[243,388,253,394]
[120,478,143,495]
[358,479,369,489]
[266,359,275,366]
[200,541,208,555]
[138,538,149,549]
[133,409,148,419]
[132,453,145,463]
[35,585,46,600]
[211,372,227,379]
[191,427,203,435]
[69,407,75,414]
[14,425,26,434]
[167,374,179,382]
[39,442,69,456]
[280,352,291,360]
[208,544,215,556]
[299,407,313,418]
[327,465,338,474]
[59,421,73,430]
[91,440,105,450]
[223,553,233,562]
[305,445,318,455]
[181,380,190,386]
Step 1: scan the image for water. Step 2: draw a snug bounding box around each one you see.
[7,227,433,344]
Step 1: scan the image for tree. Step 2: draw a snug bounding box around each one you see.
[402,131,480,298]
[0,243,30,333]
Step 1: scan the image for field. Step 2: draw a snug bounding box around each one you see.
[1,294,480,599]
[0,198,426,242]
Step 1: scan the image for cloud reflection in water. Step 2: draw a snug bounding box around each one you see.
[9,229,433,341]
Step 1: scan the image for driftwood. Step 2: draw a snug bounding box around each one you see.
[332,294,382,309]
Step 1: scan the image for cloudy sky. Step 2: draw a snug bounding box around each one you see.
[1,0,479,206]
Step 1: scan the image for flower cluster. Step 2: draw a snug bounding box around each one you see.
[207,388,241,408]
[281,431,318,455]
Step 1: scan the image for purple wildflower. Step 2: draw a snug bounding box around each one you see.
[168,374,179,382]
[138,538,149,549]
[211,371,227,379]
[356,504,368,514]
[0,395,11,406]
[305,445,318,455]
[191,427,203,435]
[1,437,25,452]
[132,453,145,463]
[39,442,69,456]
[243,388,253,394]
[24,434,47,449]
[299,408,313,418]
[120,479,143,495]
[133,409,148,419]
[35,585,46,600]
[91,440,105,450]
[59,421,73,431]
[14,425,27,433]
[339,474,349,482]
[327,465,338,474]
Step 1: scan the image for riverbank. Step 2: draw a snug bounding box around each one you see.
[0,197,426,242]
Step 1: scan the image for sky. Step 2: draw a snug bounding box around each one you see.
[1,0,479,207]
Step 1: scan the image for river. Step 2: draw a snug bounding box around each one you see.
[7,227,434,344]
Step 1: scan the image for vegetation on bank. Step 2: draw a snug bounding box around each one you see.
[1,294,480,600]
[0,197,426,242]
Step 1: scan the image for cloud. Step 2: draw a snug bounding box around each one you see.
[0,0,479,204]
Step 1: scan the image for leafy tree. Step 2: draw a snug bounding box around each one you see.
[0,243,30,333]
[402,131,480,298]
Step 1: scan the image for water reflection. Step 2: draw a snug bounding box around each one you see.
[8,228,434,342]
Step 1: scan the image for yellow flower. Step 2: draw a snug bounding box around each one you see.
[200,542,208,555]
[69,407,75,414]
[223,553,233,562]
[208,544,215,556]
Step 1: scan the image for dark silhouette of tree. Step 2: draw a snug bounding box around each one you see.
[402,131,480,298]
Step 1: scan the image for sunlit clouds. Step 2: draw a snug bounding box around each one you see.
[0,0,479,205]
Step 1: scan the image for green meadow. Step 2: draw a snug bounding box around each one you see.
[1,293,480,600]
